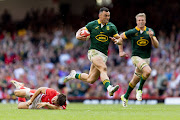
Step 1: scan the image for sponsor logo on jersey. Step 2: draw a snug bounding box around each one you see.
[95,34,108,42]
[106,26,110,30]
[137,37,149,46]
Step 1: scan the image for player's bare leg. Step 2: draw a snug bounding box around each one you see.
[11,80,35,99]
[64,55,119,96]
[64,64,100,83]
[121,56,151,105]
[141,65,151,80]
[14,89,27,98]
[18,102,29,109]
[80,64,100,84]
[92,56,119,96]
[122,68,142,107]
[91,56,109,81]
[136,59,151,100]
[131,68,142,85]
[15,89,36,109]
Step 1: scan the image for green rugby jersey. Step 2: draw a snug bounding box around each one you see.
[85,19,118,56]
[124,26,155,58]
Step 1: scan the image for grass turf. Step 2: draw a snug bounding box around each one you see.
[0,103,179,120]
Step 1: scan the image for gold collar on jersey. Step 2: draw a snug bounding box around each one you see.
[135,26,147,31]
[97,19,108,25]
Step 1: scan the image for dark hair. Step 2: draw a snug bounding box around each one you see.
[57,94,66,106]
[99,7,109,13]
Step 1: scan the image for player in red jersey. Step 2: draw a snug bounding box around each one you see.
[11,80,67,110]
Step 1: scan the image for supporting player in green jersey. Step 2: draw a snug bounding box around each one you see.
[64,7,121,97]
[113,13,159,107]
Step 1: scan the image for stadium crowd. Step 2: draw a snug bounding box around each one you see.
[0,1,180,102]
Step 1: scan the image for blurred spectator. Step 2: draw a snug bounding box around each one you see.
[13,63,25,80]
[168,73,179,96]
[156,69,168,96]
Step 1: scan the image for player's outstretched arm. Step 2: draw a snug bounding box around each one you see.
[110,34,128,57]
[110,36,123,45]
[118,33,128,57]
[76,27,88,41]
[27,87,47,106]
[37,102,62,110]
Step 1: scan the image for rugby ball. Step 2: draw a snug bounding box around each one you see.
[80,30,90,40]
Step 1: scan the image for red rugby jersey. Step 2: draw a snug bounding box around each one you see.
[41,88,59,104]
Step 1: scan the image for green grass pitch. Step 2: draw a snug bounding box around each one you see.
[0,103,179,120]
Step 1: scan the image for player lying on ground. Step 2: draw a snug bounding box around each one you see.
[11,80,67,109]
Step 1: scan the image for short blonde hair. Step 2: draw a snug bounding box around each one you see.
[135,13,146,20]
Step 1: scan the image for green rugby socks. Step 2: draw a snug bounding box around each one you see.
[124,83,135,99]
[103,79,110,88]
[138,75,147,90]
[75,74,81,79]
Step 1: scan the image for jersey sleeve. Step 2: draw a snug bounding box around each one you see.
[45,88,59,96]
[85,21,93,32]
[124,29,134,39]
[111,25,118,37]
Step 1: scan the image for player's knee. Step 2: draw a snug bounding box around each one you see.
[131,78,140,85]
[14,90,20,96]
[87,78,96,84]
[18,105,22,109]
[18,102,29,109]
[99,66,107,72]
[17,104,24,109]
[144,68,151,78]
